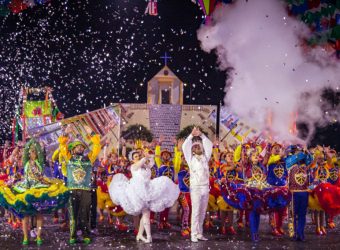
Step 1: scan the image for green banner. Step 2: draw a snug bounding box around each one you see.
[24,101,52,118]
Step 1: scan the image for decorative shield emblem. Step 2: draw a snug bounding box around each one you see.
[73,168,86,184]
[294,168,307,186]
[252,166,264,181]
[274,165,284,179]
[317,166,329,182]
[151,167,157,178]
[163,167,173,179]
[226,171,236,181]
[329,169,339,182]
[183,173,190,188]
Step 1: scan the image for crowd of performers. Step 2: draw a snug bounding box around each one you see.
[0,125,340,245]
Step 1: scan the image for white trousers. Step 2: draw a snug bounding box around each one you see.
[190,186,209,238]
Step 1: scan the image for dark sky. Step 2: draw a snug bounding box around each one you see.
[0,0,339,149]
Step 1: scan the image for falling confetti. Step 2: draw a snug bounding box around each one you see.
[0,0,226,144]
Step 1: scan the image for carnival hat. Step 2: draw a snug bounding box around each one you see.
[161,150,172,158]
[68,140,86,151]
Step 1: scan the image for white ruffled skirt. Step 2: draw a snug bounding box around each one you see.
[109,174,180,216]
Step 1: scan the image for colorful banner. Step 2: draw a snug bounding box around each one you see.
[219,106,261,145]
[25,117,52,130]
[27,105,121,160]
[24,100,51,118]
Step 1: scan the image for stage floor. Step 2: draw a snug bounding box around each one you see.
[1,212,340,250]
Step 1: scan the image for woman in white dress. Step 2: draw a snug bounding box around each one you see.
[109,150,180,243]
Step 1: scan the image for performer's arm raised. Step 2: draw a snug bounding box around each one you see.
[131,157,147,171]
[200,132,213,160]
[154,135,164,168]
[58,135,71,163]
[145,156,155,169]
[87,134,101,164]
[174,139,183,174]
[83,125,101,164]
[182,134,193,165]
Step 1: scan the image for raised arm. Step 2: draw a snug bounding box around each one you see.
[154,135,164,168]
[285,152,307,170]
[131,157,147,171]
[88,134,102,164]
[58,135,71,163]
[145,156,155,169]
[325,147,335,169]
[201,134,213,160]
[212,139,220,163]
[52,139,66,176]
[174,150,182,174]
[155,144,162,168]
[103,145,108,163]
[52,149,60,163]
[173,138,184,174]
[267,154,281,166]
[81,125,101,164]
[182,134,193,165]
[262,144,271,166]
[121,138,127,158]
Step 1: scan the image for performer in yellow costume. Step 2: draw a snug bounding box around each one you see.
[58,125,101,245]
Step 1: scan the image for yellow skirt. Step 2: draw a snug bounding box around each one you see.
[97,188,126,217]
[217,196,234,211]
[308,193,323,211]
[207,194,219,212]
[0,179,69,218]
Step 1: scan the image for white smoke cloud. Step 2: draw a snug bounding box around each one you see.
[197,0,340,143]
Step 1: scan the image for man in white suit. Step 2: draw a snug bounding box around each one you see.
[182,127,213,242]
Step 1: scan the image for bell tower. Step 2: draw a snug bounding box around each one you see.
[147,54,184,105]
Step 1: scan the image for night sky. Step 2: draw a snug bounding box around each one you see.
[0,0,338,149]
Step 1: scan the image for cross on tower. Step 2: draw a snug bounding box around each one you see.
[160,52,172,66]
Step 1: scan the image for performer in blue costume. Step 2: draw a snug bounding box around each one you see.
[264,143,289,236]
[286,145,312,242]
[216,149,238,235]
[155,145,175,229]
[221,143,291,242]
[177,153,192,237]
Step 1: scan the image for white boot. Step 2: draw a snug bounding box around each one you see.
[141,210,152,243]
[136,217,147,243]
[144,222,152,243]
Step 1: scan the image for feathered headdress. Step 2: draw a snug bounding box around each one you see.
[23,139,44,167]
